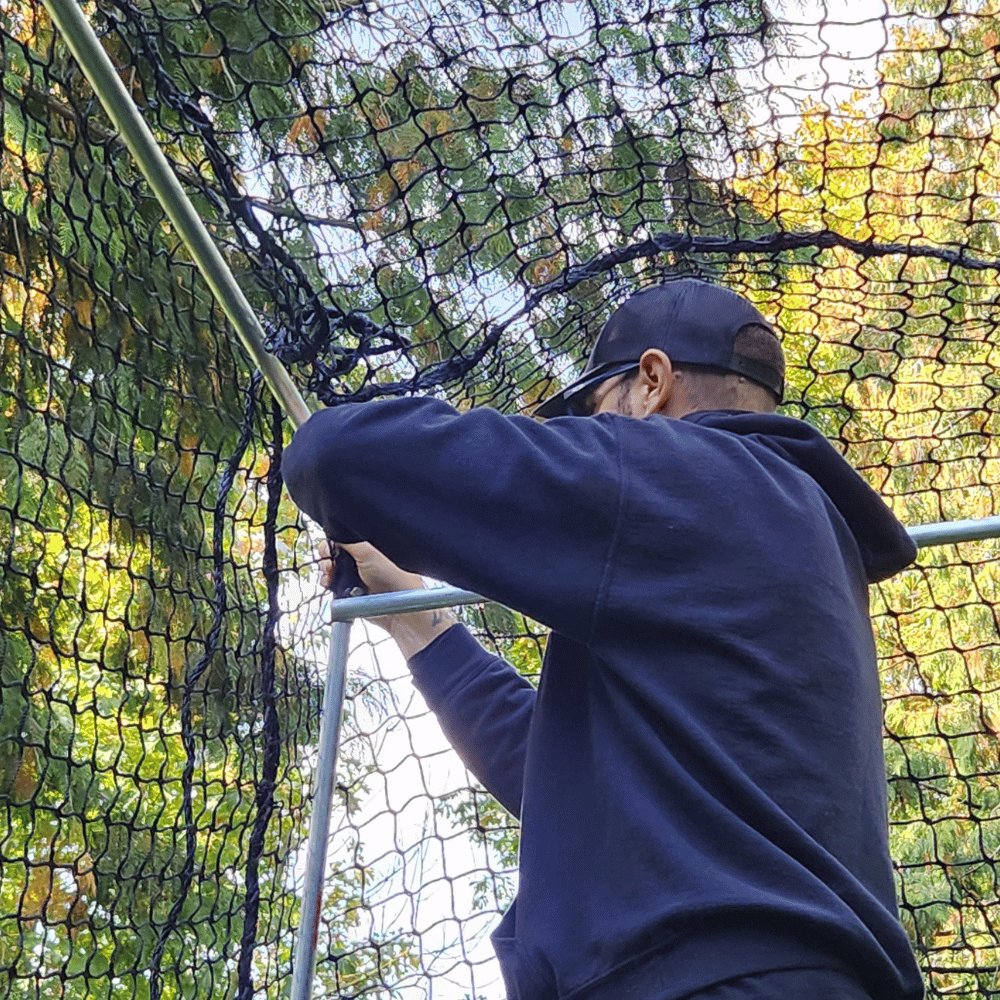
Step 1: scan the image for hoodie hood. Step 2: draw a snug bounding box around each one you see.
[683,410,917,583]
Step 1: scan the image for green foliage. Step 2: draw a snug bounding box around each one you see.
[0,2,395,996]
[724,9,1000,987]
[6,0,1000,995]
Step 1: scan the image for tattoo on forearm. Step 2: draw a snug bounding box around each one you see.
[430,610,452,628]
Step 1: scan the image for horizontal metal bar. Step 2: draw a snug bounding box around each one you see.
[329,515,1000,622]
[42,0,312,429]
[907,514,1000,549]
[329,586,483,621]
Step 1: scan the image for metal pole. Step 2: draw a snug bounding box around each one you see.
[325,513,1000,622]
[907,514,1000,549]
[291,618,353,1000]
[330,586,483,622]
[41,0,311,430]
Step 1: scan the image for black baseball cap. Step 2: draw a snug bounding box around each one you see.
[534,279,784,418]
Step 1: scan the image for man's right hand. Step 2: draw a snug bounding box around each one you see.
[319,539,456,659]
[329,540,425,596]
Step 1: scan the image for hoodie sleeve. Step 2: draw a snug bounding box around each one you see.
[407,624,536,818]
[282,398,623,643]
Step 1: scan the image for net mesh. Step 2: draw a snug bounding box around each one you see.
[2,0,1000,996]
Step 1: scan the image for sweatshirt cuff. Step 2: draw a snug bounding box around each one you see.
[407,622,489,696]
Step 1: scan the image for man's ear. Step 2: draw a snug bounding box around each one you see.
[636,349,674,417]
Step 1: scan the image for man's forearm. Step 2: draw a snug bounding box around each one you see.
[378,606,458,660]
[327,541,458,658]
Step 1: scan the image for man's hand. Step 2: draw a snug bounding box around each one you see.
[319,539,425,596]
[318,539,456,659]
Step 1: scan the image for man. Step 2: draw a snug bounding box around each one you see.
[282,279,925,1000]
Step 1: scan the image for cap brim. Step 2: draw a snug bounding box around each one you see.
[533,388,573,419]
[533,361,641,419]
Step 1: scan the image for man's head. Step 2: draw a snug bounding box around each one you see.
[534,280,786,421]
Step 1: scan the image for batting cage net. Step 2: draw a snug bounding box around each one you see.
[2,0,1000,997]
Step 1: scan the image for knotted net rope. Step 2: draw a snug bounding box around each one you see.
[2,0,1000,996]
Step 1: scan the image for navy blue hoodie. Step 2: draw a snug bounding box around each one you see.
[282,399,925,1000]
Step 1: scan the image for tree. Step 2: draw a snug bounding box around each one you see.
[729,3,1000,993]
[14,0,1000,996]
[1,1,418,996]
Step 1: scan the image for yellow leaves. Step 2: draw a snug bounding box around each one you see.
[27,611,50,644]
[16,845,96,939]
[168,640,189,692]
[462,72,504,104]
[391,159,425,196]
[503,635,543,677]
[288,110,329,149]
[72,295,93,331]
[518,378,553,414]
[355,96,393,135]
[75,852,96,898]
[1,0,50,45]
[129,629,152,669]
[736,77,1000,248]
[178,426,200,480]
[288,40,313,66]
[523,254,564,287]
[30,644,59,692]
[60,294,96,354]
[366,172,399,211]
[361,158,428,234]
[880,106,921,139]
[198,36,232,86]
[19,866,91,935]
[19,865,54,920]
[12,745,39,802]
[365,157,423,211]
[96,35,149,109]
[418,108,453,138]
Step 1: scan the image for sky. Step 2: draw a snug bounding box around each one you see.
[761,0,896,117]
[344,625,508,1000]
[285,590,510,1000]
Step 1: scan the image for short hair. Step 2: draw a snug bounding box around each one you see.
[732,323,786,396]
[670,324,785,410]
[661,324,782,414]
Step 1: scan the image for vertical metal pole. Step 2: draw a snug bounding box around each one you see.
[40,0,311,429]
[292,618,353,1000]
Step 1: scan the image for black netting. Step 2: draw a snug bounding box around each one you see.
[3,0,1000,996]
